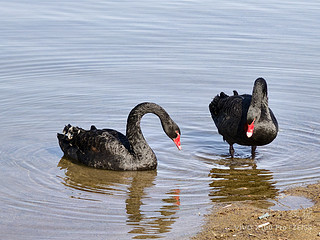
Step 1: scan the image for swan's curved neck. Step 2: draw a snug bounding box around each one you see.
[125,103,169,162]
[248,80,269,122]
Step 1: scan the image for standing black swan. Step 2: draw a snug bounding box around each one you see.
[57,102,181,170]
[209,78,278,158]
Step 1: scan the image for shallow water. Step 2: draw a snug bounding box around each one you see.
[1,0,320,239]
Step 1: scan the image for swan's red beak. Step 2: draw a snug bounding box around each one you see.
[246,119,255,138]
[173,133,181,150]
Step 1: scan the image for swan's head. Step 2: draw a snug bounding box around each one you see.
[247,104,258,138]
[163,121,181,150]
[173,130,181,150]
[246,118,255,138]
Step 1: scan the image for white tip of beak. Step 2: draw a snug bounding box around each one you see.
[246,131,253,138]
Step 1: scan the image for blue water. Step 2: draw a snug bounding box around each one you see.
[1,1,320,239]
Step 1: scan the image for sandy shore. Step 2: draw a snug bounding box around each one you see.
[192,182,320,240]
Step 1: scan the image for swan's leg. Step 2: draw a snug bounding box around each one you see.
[251,146,257,159]
[229,144,235,158]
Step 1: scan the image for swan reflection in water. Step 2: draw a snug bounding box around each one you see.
[58,157,181,238]
[207,157,279,208]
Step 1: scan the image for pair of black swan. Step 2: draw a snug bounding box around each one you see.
[58,78,278,170]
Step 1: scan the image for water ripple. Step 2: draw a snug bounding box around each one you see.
[1,0,320,239]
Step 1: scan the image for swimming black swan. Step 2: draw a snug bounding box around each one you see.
[57,102,181,170]
[209,78,278,158]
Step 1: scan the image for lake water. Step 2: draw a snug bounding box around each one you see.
[1,0,320,239]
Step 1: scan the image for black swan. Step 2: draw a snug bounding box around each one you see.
[57,102,181,170]
[209,78,278,158]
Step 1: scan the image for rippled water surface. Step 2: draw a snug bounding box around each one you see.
[1,1,320,239]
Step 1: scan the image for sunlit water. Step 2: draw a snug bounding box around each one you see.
[1,1,320,239]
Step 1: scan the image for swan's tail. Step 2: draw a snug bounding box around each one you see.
[57,124,82,160]
[209,92,229,117]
